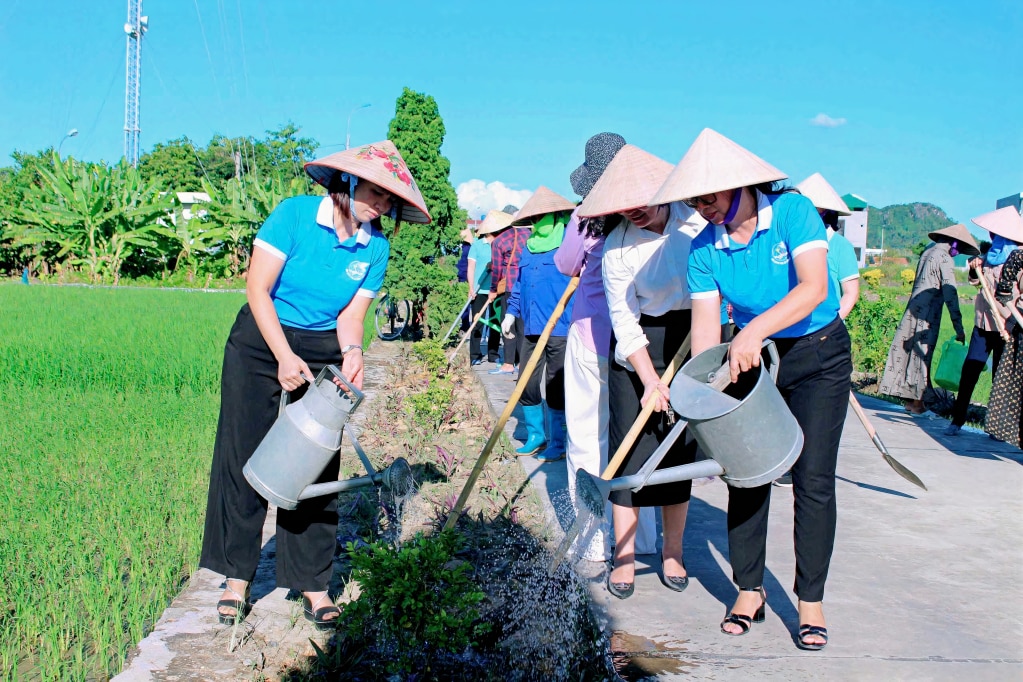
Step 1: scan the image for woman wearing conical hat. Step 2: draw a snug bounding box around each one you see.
[583,144,708,598]
[978,207,1023,447]
[200,141,430,631]
[655,128,851,649]
[878,223,979,415]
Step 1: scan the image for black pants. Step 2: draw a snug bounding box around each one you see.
[470,294,500,362]
[727,318,852,602]
[951,328,1004,427]
[519,334,567,409]
[199,305,343,592]
[607,310,697,507]
[498,293,520,366]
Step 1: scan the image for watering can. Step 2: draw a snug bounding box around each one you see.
[575,341,804,517]
[243,365,415,510]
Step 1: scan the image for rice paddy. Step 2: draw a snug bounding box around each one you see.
[0,284,243,680]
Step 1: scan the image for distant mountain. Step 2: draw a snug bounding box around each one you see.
[865,203,956,251]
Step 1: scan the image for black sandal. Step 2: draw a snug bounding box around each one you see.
[217,581,251,625]
[720,586,766,636]
[303,593,341,631]
[796,624,829,651]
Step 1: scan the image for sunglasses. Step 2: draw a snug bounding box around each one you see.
[683,193,717,209]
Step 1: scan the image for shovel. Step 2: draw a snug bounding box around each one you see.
[447,301,491,365]
[848,392,927,490]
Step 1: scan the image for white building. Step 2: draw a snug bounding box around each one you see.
[839,193,869,268]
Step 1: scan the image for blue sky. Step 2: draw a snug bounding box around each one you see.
[1,0,1020,228]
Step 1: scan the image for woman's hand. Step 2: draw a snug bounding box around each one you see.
[727,324,765,383]
[341,348,365,391]
[640,378,671,413]
[278,352,313,392]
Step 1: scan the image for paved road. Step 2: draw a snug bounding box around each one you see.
[472,363,1023,681]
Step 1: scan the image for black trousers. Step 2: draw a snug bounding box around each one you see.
[727,317,852,602]
[951,328,1004,427]
[199,305,343,592]
[498,293,521,366]
[519,334,567,409]
[469,294,500,362]
[607,310,697,508]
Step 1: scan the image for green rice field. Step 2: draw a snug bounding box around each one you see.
[0,284,243,680]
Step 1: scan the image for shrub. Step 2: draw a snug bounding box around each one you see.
[862,269,883,287]
[341,531,490,676]
[900,268,916,285]
[411,338,448,376]
[846,290,903,375]
[405,378,454,430]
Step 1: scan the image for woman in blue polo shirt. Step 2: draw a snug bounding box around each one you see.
[199,141,431,631]
[651,129,852,651]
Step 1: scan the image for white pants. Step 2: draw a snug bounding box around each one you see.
[565,325,656,560]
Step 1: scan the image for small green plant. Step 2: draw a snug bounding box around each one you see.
[900,267,916,285]
[411,338,448,376]
[405,378,454,430]
[846,289,903,375]
[341,531,490,676]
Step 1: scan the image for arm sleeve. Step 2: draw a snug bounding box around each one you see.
[602,232,648,366]
[995,249,1023,303]
[506,265,522,318]
[491,233,508,285]
[686,235,719,299]
[832,234,860,281]
[554,211,587,277]
[252,199,297,261]
[357,239,389,298]
[785,195,829,259]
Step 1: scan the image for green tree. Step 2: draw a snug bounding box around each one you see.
[0,150,59,274]
[138,137,204,191]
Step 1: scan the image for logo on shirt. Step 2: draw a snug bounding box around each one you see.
[346,261,369,280]
[771,242,790,265]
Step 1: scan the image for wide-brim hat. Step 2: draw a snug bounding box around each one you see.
[577,145,674,218]
[796,173,851,215]
[649,128,787,205]
[570,132,627,199]
[512,186,576,225]
[304,140,432,224]
[928,223,981,255]
[476,209,515,236]
[972,206,1023,244]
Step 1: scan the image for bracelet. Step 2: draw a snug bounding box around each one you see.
[340,344,363,357]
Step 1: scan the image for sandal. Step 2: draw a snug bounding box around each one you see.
[720,586,766,636]
[303,593,341,631]
[796,624,829,651]
[217,580,251,625]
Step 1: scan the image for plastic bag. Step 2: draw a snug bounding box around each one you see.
[933,339,968,391]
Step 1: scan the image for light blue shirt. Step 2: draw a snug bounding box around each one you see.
[827,227,860,294]
[253,196,389,331]
[688,191,839,338]
[468,237,492,294]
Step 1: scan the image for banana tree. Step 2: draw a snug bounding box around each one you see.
[155,201,229,282]
[101,160,174,284]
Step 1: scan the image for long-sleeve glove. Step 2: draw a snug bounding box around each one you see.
[501,314,515,337]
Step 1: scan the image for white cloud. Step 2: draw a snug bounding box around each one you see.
[809,113,847,128]
[456,180,533,220]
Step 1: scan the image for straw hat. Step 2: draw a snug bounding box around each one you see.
[796,173,851,215]
[476,209,515,236]
[512,186,576,225]
[972,206,1023,244]
[649,128,787,205]
[928,224,981,256]
[304,140,432,224]
[577,145,674,218]
[570,132,627,199]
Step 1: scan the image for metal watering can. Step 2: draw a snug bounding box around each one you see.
[243,365,415,510]
[575,340,804,517]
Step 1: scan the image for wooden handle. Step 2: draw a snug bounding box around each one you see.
[848,392,877,439]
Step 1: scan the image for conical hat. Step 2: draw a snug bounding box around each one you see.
[649,128,787,205]
[577,145,674,218]
[476,209,515,236]
[972,206,1023,244]
[928,223,981,256]
[795,173,851,215]
[304,140,432,224]
[512,186,576,225]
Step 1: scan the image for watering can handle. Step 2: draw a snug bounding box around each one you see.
[762,340,780,382]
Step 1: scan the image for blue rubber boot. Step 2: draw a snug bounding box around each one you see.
[536,408,566,462]
[515,404,547,456]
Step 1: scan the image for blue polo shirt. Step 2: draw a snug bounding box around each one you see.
[688,191,839,338]
[467,237,492,294]
[827,228,860,294]
[253,196,389,331]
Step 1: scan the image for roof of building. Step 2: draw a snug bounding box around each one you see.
[841,193,869,210]
[176,192,211,204]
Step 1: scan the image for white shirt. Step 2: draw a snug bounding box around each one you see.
[602,201,708,368]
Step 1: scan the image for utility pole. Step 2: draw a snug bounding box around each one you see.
[123,0,148,166]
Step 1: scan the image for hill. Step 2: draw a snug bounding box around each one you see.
[865,202,956,251]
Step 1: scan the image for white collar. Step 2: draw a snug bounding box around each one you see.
[316,196,373,246]
[713,190,773,250]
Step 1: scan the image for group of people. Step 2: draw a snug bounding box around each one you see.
[194,123,1023,655]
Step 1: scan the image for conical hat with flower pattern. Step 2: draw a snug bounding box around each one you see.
[304,140,432,224]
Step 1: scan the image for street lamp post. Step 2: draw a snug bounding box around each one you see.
[58,128,79,158]
[345,104,372,150]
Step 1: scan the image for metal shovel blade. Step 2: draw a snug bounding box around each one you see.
[875,435,928,491]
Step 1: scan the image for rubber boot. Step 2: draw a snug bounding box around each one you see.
[515,404,547,456]
[536,408,566,462]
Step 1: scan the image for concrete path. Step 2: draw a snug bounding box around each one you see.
[471,363,1023,681]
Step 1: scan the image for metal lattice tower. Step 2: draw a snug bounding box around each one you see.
[123,0,148,166]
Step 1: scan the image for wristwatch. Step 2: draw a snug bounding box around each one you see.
[340,344,363,357]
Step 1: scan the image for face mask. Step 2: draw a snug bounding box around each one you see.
[949,240,959,257]
[986,234,1018,266]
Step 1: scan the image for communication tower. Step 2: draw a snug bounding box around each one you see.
[123,0,148,166]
